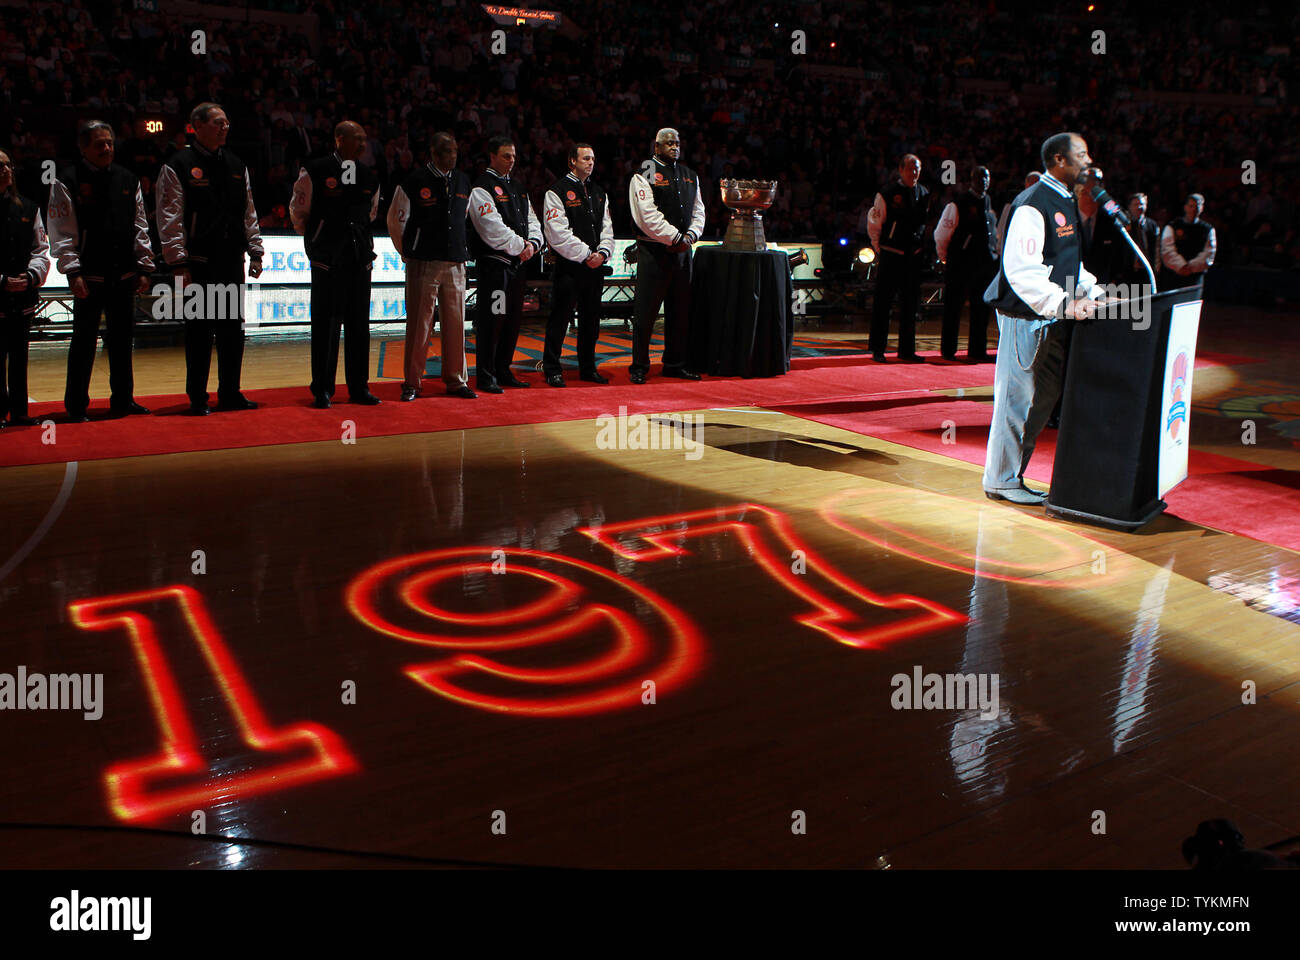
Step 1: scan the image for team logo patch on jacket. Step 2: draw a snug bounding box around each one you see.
[419,187,432,200]
[1054,212,1067,227]
[654,173,667,186]
[566,190,576,200]
[325,177,338,189]
[494,186,504,196]
[190,167,204,179]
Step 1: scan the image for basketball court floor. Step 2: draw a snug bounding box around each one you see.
[1,307,1297,868]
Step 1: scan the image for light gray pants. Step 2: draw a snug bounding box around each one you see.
[982,312,1069,492]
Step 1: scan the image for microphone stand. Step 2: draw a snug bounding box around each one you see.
[1112,216,1158,294]
[1085,168,1157,293]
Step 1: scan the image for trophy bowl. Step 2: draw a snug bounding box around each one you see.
[720,178,779,251]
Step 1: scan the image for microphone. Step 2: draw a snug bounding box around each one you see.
[1082,168,1129,227]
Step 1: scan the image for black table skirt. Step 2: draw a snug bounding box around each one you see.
[688,247,794,378]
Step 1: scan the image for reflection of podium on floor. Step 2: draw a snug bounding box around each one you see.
[1046,287,1204,530]
[687,247,794,378]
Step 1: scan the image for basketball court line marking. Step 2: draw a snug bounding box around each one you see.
[0,461,78,583]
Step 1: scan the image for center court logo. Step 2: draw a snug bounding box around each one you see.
[50,891,151,940]
[891,665,1000,720]
[595,405,704,460]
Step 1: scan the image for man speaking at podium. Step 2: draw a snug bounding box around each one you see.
[982,132,1106,505]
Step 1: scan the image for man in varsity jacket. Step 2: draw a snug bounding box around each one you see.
[867,153,933,362]
[981,132,1105,506]
[467,136,543,393]
[934,165,997,362]
[0,147,52,428]
[628,127,706,384]
[48,120,155,421]
[541,142,614,387]
[290,120,382,408]
[1160,193,1216,290]
[156,102,264,415]
[1112,193,1160,288]
[388,131,477,400]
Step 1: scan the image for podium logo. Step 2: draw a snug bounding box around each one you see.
[890,666,1000,720]
[595,405,704,460]
[1167,351,1189,440]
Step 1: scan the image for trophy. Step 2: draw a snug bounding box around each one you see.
[720,179,778,252]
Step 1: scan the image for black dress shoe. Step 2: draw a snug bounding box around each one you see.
[499,374,530,388]
[349,393,381,405]
[968,353,992,363]
[579,370,609,384]
[871,353,887,363]
[545,374,566,388]
[8,416,36,426]
[897,354,925,364]
[447,385,477,399]
[630,372,647,385]
[66,413,89,423]
[941,352,957,361]
[312,395,332,409]
[187,404,210,416]
[476,381,505,394]
[112,401,151,416]
[217,396,258,411]
[400,388,418,402]
[662,368,701,380]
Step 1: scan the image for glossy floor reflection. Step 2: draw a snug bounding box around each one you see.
[2,404,1298,869]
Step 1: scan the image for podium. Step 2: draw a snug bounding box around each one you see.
[1045,286,1204,530]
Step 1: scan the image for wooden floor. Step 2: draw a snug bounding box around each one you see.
[1,309,1298,868]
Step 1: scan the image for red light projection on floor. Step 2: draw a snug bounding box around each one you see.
[578,504,965,648]
[346,547,706,716]
[820,489,1128,587]
[68,586,357,823]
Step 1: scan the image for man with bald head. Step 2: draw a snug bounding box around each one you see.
[291,120,382,407]
[628,127,706,383]
[867,153,933,362]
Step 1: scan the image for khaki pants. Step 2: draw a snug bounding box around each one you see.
[403,259,468,392]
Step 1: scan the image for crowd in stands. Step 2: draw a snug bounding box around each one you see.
[1,0,1296,271]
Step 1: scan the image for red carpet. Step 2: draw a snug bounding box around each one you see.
[772,389,1300,553]
[0,353,999,468]
[5,346,1290,551]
